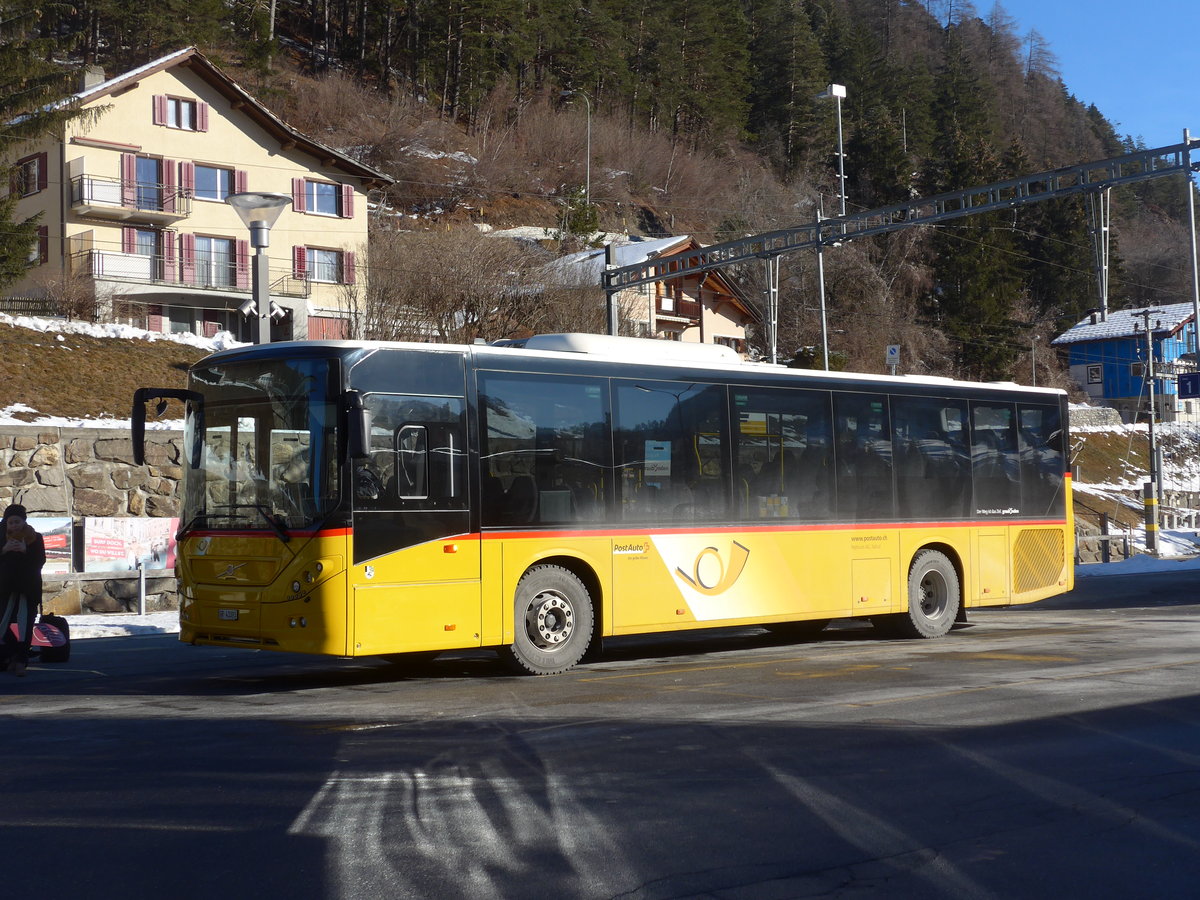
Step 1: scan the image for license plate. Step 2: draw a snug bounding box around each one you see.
[218,609,239,621]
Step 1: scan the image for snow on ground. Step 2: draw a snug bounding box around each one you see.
[69,612,181,639]
[0,312,241,428]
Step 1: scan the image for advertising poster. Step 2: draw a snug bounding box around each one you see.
[29,516,73,575]
[83,517,178,573]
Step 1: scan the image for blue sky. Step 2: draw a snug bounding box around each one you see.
[990,0,1198,149]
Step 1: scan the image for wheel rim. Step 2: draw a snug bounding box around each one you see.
[523,589,575,651]
[917,569,948,620]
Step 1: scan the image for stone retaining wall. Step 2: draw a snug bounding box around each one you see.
[0,425,183,614]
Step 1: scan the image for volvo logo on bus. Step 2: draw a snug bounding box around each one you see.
[216,563,248,580]
[676,541,750,595]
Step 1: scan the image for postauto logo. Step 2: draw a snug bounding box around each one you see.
[675,541,750,596]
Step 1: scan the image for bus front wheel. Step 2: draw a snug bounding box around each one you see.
[501,565,594,675]
[884,550,960,639]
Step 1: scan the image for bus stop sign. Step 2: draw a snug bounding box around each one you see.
[1179,372,1200,399]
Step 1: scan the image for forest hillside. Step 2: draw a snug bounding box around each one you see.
[13,0,1200,386]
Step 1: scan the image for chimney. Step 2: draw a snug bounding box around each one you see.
[80,65,105,91]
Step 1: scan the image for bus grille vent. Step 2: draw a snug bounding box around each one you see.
[1014,528,1064,593]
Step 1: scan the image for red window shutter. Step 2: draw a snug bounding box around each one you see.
[153,95,167,126]
[180,233,196,283]
[121,227,136,254]
[162,231,177,281]
[36,225,49,263]
[179,161,195,196]
[292,178,306,213]
[341,184,354,218]
[235,170,248,193]
[235,239,250,289]
[36,153,48,192]
[149,304,164,332]
[293,245,307,278]
[121,153,137,206]
[162,158,177,213]
[197,102,209,132]
[342,250,356,284]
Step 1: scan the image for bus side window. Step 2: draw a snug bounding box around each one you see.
[359,393,466,512]
[831,393,894,521]
[393,425,428,499]
[1017,404,1065,517]
[731,387,832,522]
[614,380,728,524]
[970,402,1020,515]
[479,372,611,527]
[891,396,970,519]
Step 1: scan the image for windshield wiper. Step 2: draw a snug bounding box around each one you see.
[253,504,292,543]
[196,504,289,540]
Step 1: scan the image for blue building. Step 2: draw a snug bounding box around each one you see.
[1052,303,1198,423]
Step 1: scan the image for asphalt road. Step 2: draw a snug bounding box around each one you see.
[2,569,1199,899]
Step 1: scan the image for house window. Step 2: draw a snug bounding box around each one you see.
[194,165,233,201]
[169,98,196,130]
[292,178,354,218]
[307,247,343,283]
[136,156,162,210]
[14,154,45,196]
[132,228,159,257]
[153,94,209,131]
[27,226,49,265]
[195,236,236,287]
[307,181,341,216]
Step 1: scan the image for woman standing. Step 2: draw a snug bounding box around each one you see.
[0,504,46,677]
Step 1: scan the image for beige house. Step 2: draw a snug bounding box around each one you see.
[7,48,391,340]
[544,236,756,354]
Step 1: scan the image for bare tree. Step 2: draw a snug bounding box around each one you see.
[355,227,606,343]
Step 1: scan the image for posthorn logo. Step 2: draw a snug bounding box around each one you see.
[675,541,750,595]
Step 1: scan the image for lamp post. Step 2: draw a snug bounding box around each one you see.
[226,191,292,344]
[817,83,847,217]
[813,84,846,372]
[560,89,592,207]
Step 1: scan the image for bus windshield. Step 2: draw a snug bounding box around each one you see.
[181,357,340,534]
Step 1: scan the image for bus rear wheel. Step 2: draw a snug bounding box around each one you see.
[882,550,960,639]
[501,565,594,675]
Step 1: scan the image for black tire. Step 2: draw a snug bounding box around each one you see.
[886,549,960,638]
[764,619,830,640]
[500,565,593,675]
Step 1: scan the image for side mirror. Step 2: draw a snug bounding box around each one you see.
[345,390,370,459]
[133,388,203,467]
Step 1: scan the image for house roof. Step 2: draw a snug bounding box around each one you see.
[1051,302,1195,345]
[57,47,393,186]
[541,234,755,317]
[543,236,692,286]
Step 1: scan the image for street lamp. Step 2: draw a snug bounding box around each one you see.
[560,89,592,207]
[816,83,847,217]
[814,83,846,372]
[226,191,291,344]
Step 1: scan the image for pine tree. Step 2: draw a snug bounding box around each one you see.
[922,30,1024,379]
[744,0,827,173]
[0,5,90,289]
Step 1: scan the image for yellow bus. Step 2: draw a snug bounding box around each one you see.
[133,333,1072,675]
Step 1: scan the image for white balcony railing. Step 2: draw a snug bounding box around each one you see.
[70,174,191,222]
[74,250,310,298]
